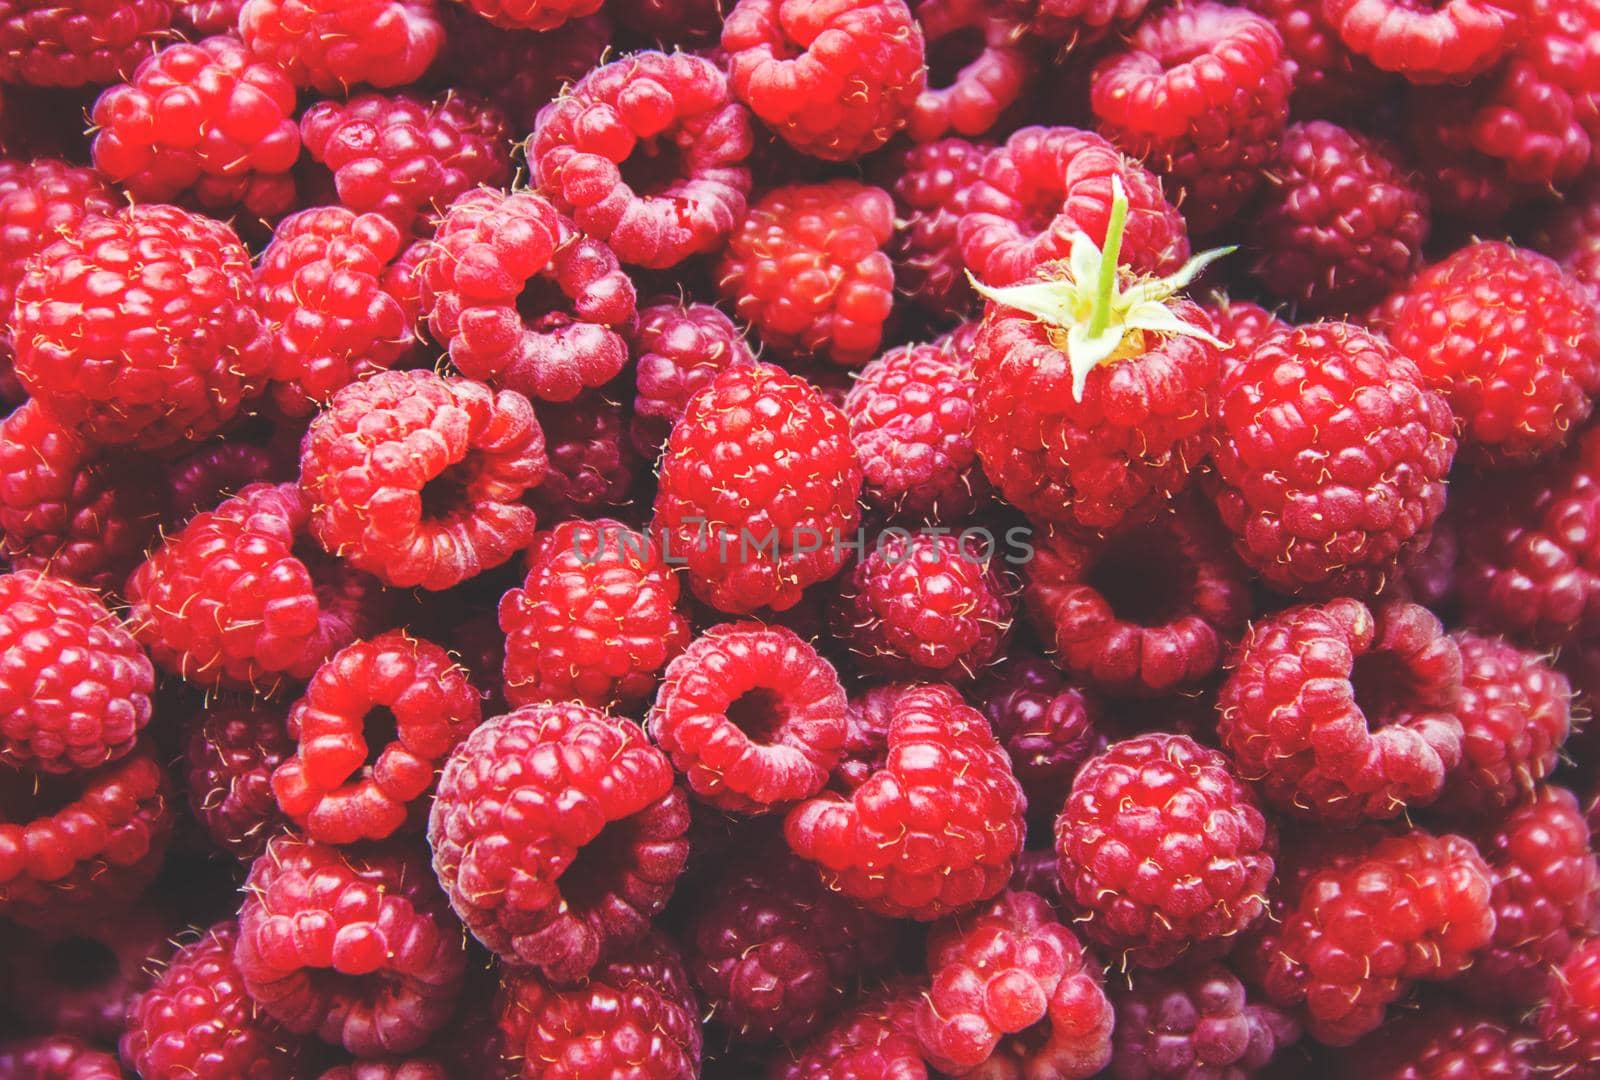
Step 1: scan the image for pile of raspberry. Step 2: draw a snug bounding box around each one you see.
[2,0,1600,1076]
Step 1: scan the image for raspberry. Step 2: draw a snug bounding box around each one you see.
[609,0,720,45]
[183,698,293,859]
[4,906,172,1045]
[174,0,244,35]
[0,1036,124,1079]
[774,981,928,1080]
[236,835,466,1056]
[531,51,753,269]
[628,299,755,458]
[1535,185,1600,291]
[1243,0,1396,117]
[422,188,637,400]
[1208,321,1456,598]
[495,932,702,1079]
[1536,936,1600,1075]
[429,701,688,980]
[916,888,1114,1077]
[90,36,300,218]
[874,138,989,319]
[959,125,1190,286]
[0,0,172,87]
[1201,295,1289,381]
[910,0,1033,143]
[527,392,641,523]
[1381,241,1600,466]
[1333,1002,1534,1079]
[12,204,269,451]
[299,91,513,238]
[299,369,546,591]
[499,519,689,711]
[1248,121,1430,315]
[1092,3,1293,236]
[972,656,1105,828]
[785,682,1025,920]
[1320,0,1521,83]
[433,7,611,132]
[127,482,386,692]
[121,920,299,1080]
[716,181,896,367]
[722,0,926,161]
[688,851,894,1041]
[1110,963,1300,1079]
[162,431,297,531]
[652,363,863,613]
[1400,92,1522,225]
[318,1063,446,1080]
[649,622,847,813]
[238,0,442,94]
[456,0,600,29]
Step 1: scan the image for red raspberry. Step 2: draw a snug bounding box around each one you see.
[722,0,926,161]
[299,91,513,238]
[499,519,688,711]
[652,363,863,613]
[1208,321,1456,598]
[1092,3,1293,236]
[875,138,989,319]
[1248,121,1429,315]
[121,920,299,1080]
[959,125,1190,286]
[318,1063,446,1080]
[1400,92,1522,225]
[1056,733,1273,968]
[649,622,847,813]
[238,0,442,94]
[128,482,385,693]
[429,701,688,981]
[495,932,702,1079]
[161,434,296,532]
[1320,0,1521,83]
[1333,1002,1534,1079]
[531,51,753,269]
[90,36,300,218]
[175,0,245,34]
[1201,295,1288,378]
[184,698,294,859]
[299,369,546,591]
[972,656,1105,828]
[688,851,894,1041]
[774,981,928,1080]
[527,392,640,524]
[1536,936,1600,1075]
[910,0,1033,143]
[717,181,896,367]
[0,0,172,87]
[433,7,611,132]
[1110,963,1300,1079]
[785,682,1024,920]
[456,0,599,29]
[0,1036,124,1079]
[1243,0,1396,117]
[12,204,269,451]
[421,188,637,400]
[236,835,466,1056]
[916,888,1114,1077]
[628,299,755,458]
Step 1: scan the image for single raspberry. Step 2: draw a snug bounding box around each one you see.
[499,519,688,711]
[628,299,755,458]
[972,657,1105,828]
[649,622,847,813]
[910,0,1033,143]
[422,188,637,400]
[0,0,173,87]
[455,0,600,29]
[1243,0,1396,117]
[175,0,244,35]
[299,91,513,238]
[1397,506,1460,611]
[429,701,688,980]
[184,699,294,859]
[785,682,1025,920]
[495,932,702,1080]
[12,204,269,451]
[716,181,896,367]
[1534,185,1600,291]
[874,138,989,319]
[162,434,295,531]
[432,7,611,132]
[526,391,640,524]
[531,51,753,269]
[959,125,1190,286]
[773,982,928,1080]
[1198,295,1287,382]
[1333,1002,1534,1079]
[1110,963,1300,1079]
[722,0,926,161]
[1537,936,1600,1075]
[318,1062,446,1080]
[1208,321,1456,597]
[652,363,863,613]
[1248,121,1429,315]
[0,1036,124,1080]
[1320,0,1521,83]
[238,0,442,94]
[236,835,466,1056]
[121,920,299,1080]
[1092,3,1293,236]
[1400,91,1521,224]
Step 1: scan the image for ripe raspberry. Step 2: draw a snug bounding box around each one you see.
[959,125,1190,286]
[1110,963,1300,1079]
[499,519,688,711]
[774,981,928,1080]
[628,299,755,458]
[13,204,269,450]
[318,1062,446,1080]
[184,699,293,859]
[1333,1002,1534,1079]
[649,622,847,813]
[121,920,298,1080]
[717,181,896,367]
[161,432,295,531]
[1243,0,1396,117]
[236,835,466,1056]
[1400,92,1521,225]
[433,7,611,132]
[1320,0,1521,83]
[0,0,172,87]
[527,392,640,523]
[300,369,546,591]
[1536,936,1600,1075]
[531,51,753,269]
[1534,185,1600,291]
[1092,3,1293,236]
[0,1036,124,1079]
[456,0,600,29]
[910,0,1033,143]
[422,188,637,400]
[722,0,926,161]
[299,91,513,238]
[4,905,172,1045]
[1248,121,1429,315]
[785,682,1025,920]
[652,363,863,613]
[429,701,688,981]
[972,656,1105,828]
[916,888,1114,1077]
[238,0,442,94]
[495,932,702,1080]
[874,138,989,319]
[688,852,894,1042]
[175,0,244,34]
[1208,321,1456,597]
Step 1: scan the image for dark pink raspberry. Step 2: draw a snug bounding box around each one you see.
[0,1036,124,1079]
[972,657,1105,828]
[318,1062,446,1080]
[628,299,755,458]
[433,7,611,133]
[1333,1002,1534,1079]
[184,698,294,860]
[527,392,641,524]
[1536,935,1600,1075]
[0,0,173,87]
[455,0,601,29]
[773,980,928,1080]
[1005,0,1150,43]
[1243,0,1396,117]
[1110,963,1300,1079]
[162,433,297,530]
[874,137,990,318]
[238,0,442,94]
[910,0,1034,143]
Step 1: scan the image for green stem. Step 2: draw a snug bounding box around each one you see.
[1087,178,1129,339]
